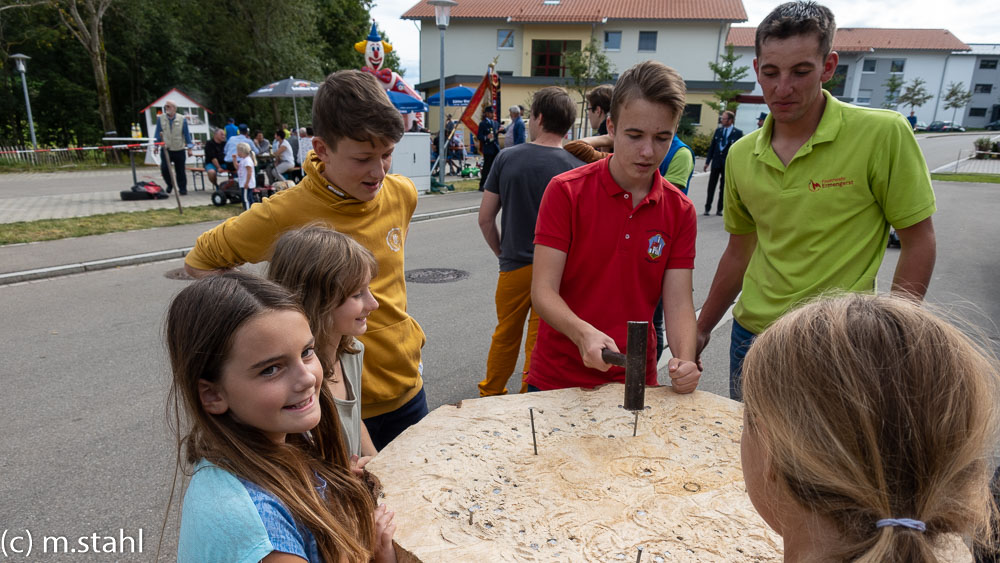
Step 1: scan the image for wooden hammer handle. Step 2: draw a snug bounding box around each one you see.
[601,348,626,367]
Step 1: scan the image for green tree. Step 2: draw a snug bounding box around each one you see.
[881,74,904,109]
[51,0,117,134]
[897,77,933,112]
[316,3,401,76]
[822,73,845,94]
[707,44,750,114]
[943,81,973,124]
[1,0,381,145]
[563,35,614,137]
[0,3,101,146]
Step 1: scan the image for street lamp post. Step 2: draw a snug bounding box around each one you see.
[10,53,37,150]
[428,0,457,187]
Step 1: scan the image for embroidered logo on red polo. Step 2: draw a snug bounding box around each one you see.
[808,177,855,192]
[647,234,666,260]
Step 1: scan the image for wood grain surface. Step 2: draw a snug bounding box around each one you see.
[369,385,782,562]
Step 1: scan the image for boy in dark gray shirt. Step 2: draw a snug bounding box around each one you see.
[477,87,584,396]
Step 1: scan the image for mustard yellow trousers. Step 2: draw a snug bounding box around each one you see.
[479,264,539,396]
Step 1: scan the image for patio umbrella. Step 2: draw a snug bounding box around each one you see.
[426,85,476,107]
[387,90,428,114]
[247,76,320,132]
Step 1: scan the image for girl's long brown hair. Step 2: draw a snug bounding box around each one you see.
[165,272,376,562]
[267,225,378,380]
[743,293,999,562]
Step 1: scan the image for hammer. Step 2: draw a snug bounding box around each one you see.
[601,321,648,435]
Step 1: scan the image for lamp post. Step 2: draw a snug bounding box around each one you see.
[10,53,37,150]
[428,0,457,187]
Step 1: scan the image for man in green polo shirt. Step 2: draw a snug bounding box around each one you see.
[695,0,937,401]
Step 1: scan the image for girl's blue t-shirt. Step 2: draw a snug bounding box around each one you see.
[177,459,321,563]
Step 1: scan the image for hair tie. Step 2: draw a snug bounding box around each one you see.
[876,518,926,532]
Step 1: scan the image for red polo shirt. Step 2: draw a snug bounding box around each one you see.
[527,157,696,391]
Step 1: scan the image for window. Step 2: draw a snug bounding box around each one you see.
[969,107,987,117]
[638,31,657,52]
[497,29,514,50]
[828,64,848,96]
[682,104,702,125]
[530,39,581,77]
[604,31,622,51]
[857,89,872,105]
[890,59,905,73]
[980,59,998,69]
[974,84,993,94]
[862,59,876,72]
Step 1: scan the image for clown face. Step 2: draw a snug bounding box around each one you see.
[366,41,384,71]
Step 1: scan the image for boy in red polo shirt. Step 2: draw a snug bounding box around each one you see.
[528,60,701,393]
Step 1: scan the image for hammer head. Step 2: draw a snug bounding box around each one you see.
[623,321,648,411]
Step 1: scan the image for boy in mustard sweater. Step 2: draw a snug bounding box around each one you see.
[184,70,427,450]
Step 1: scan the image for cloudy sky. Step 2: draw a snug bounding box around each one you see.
[370,0,1000,84]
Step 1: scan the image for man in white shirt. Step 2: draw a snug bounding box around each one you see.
[297,127,314,165]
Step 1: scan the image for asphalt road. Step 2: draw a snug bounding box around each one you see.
[1,133,998,561]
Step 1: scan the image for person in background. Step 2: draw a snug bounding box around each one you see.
[586,84,613,136]
[298,127,315,165]
[153,100,194,195]
[224,117,238,140]
[702,110,742,216]
[269,129,295,183]
[203,127,228,188]
[253,130,271,155]
[477,87,584,397]
[506,105,526,146]
[757,112,768,128]
[235,141,257,211]
[224,123,259,165]
[476,106,501,191]
[288,128,300,165]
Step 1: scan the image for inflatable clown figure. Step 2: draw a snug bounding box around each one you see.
[356,22,423,128]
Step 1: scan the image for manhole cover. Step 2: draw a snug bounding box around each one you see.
[164,267,195,281]
[405,268,469,284]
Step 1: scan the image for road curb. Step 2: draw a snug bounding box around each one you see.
[0,205,481,286]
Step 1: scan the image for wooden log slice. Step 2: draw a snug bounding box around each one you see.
[368,385,782,562]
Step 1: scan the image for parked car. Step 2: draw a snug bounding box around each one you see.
[986,120,1000,131]
[914,121,928,131]
[927,121,966,132]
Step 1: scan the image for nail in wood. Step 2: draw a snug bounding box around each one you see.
[529,407,538,455]
[636,546,644,563]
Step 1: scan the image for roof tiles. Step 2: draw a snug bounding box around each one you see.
[727,27,970,52]
[402,0,747,23]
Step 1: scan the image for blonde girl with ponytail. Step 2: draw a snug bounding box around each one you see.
[741,293,998,562]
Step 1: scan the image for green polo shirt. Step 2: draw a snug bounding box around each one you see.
[723,90,935,334]
[663,145,694,189]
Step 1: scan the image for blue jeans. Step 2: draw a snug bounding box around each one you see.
[363,387,429,451]
[729,320,757,402]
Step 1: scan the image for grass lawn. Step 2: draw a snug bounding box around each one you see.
[930,172,1000,184]
[0,205,240,245]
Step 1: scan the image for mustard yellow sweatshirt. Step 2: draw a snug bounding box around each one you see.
[186,154,426,417]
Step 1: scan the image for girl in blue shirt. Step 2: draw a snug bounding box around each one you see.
[165,272,397,563]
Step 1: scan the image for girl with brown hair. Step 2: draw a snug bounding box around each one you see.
[166,272,396,562]
[267,225,380,465]
[741,293,999,562]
